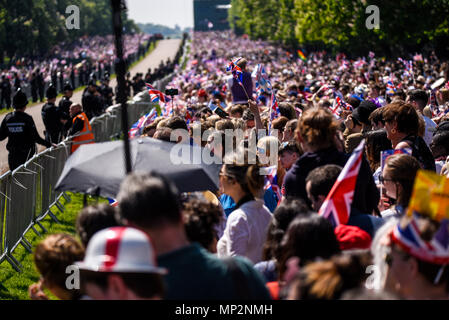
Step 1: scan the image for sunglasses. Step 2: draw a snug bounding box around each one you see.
[379,175,394,184]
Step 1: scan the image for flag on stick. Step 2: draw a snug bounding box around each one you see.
[318,140,365,227]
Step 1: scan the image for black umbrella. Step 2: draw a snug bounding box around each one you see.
[54,137,222,199]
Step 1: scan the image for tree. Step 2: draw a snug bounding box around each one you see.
[228,0,449,57]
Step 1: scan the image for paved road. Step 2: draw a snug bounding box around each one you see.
[0,39,181,173]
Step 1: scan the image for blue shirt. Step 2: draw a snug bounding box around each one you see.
[220,190,278,218]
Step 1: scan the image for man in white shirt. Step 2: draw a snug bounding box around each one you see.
[407,89,436,146]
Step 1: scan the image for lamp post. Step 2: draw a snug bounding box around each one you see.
[111,0,132,174]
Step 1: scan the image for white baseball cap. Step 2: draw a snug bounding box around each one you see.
[76,227,167,274]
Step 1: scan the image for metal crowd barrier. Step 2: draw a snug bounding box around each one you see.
[0,37,187,273]
[0,144,71,272]
[0,95,157,272]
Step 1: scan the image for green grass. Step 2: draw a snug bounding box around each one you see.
[0,40,158,116]
[0,192,104,300]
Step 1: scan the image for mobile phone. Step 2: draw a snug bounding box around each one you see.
[165,88,179,96]
[208,101,229,118]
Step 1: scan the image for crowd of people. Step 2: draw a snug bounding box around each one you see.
[27,30,449,300]
[0,33,185,172]
[0,33,159,108]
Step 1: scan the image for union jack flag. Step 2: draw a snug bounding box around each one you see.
[107,197,118,207]
[270,92,280,120]
[386,81,397,96]
[129,108,159,139]
[146,83,167,103]
[226,57,244,84]
[329,103,342,119]
[252,64,272,96]
[391,216,449,265]
[380,148,412,171]
[318,140,365,227]
[398,58,414,77]
[263,166,282,204]
[185,107,194,125]
[429,89,438,117]
[334,95,353,111]
[353,59,366,69]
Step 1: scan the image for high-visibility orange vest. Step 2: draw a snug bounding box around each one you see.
[71,112,94,153]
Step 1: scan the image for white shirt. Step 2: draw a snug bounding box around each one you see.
[422,115,437,146]
[217,199,272,264]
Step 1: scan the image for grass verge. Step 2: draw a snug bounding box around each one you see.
[0,192,104,300]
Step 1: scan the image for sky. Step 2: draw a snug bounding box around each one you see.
[127,0,194,29]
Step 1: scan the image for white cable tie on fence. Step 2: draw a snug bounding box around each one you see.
[19,167,38,175]
[43,153,56,160]
[12,176,27,190]
[0,190,11,201]
[32,161,44,169]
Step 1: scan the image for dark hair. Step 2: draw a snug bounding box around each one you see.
[262,198,310,261]
[80,270,165,299]
[215,119,235,131]
[34,234,85,300]
[346,97,361,109]
[408,89,429,109]
[242,109,254,121]
[272,116,289,131]
[368,107,384,125]
[166,116,188,131]
[153,127,173,142]
[364,129,392,171]
[305,164,343,199]
[76,204,120,248]
[383,102,420,136]
[117,172,181,229]
[182,198,223,252]
[285,119,298,132]
[278,214,341,279]
[392,89,407,101]
[384,154,420,207]
[278,140,301,156]
[430,131,449,159]
[278,102,296,120]
[229,104,244,116]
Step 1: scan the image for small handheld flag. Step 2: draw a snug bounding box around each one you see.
[318,140,365,227]
[297,50,307,62]
[146,83,167,103]
[380,148,412,171]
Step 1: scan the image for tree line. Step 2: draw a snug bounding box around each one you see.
[0,0,139,65]
[228,0,449,58]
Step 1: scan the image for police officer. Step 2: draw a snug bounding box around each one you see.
[0,89,52,171]
[100,73,114,107]
[41,84,68,144]
[58,82,74,137]
[0,75,11,109]
[82,79,104,120]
